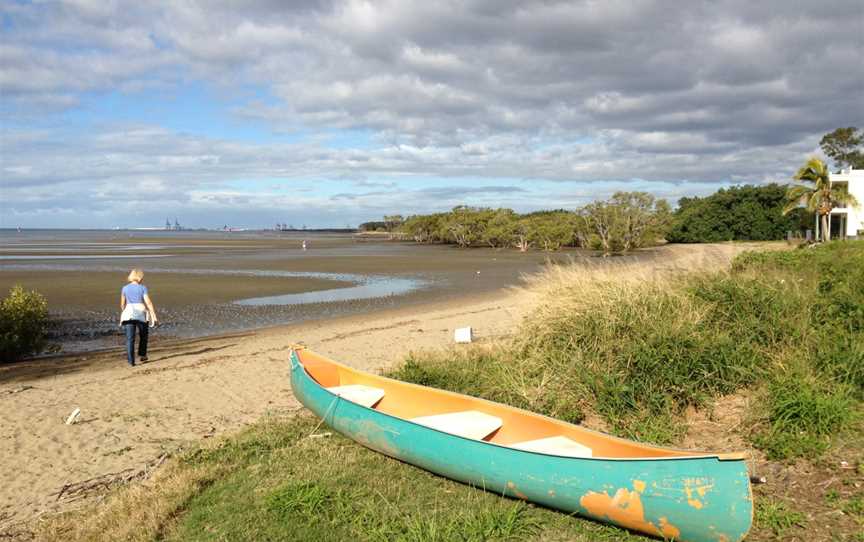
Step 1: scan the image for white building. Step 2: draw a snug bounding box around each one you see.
[829,167,864,239]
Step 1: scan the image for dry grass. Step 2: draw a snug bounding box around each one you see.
[31,415,641,542]
[36,462,221,541]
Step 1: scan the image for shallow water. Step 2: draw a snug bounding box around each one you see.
[1,230,567,353]
[0,255,169,260]
[235,277,425,306]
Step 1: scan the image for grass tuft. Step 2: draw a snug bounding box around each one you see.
[751,371,859,460]
[266,482,348,520]
[755,497,806,537]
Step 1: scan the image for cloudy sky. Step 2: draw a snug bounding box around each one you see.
[2,0,863,229]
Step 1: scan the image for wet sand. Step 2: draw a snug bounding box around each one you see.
[1,230,582,352]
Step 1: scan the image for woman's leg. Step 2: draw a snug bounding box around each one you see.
[123,322,136,365]
[137,320,149,359]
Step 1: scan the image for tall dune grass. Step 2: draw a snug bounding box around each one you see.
[389,241,864,454]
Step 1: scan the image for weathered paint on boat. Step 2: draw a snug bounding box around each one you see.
[290,348,752,542]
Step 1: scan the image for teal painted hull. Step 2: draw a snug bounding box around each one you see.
[290,351,752,542]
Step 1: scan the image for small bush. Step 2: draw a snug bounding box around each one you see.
[0,285,50,362]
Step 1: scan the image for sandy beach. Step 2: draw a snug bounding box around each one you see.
[1,290,533,531]
[0,242,769,532]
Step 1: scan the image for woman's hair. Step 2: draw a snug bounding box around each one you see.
[127,268,144,282]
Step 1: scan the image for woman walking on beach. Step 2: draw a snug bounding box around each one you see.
[120,268,158,366]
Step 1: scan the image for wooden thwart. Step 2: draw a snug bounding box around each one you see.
[411,410,503,440]
[509,436,593,458]
[327,385,386,408]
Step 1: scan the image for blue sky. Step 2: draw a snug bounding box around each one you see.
[1,0,862,229]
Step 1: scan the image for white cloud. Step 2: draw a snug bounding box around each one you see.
[2,0,863,227]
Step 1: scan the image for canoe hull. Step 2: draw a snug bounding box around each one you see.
[290,351,752,542]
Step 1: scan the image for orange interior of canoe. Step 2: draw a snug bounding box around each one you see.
[297,349,746,460]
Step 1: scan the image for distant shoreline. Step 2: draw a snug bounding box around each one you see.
[1,227,359,233]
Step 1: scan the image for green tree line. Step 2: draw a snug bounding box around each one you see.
[381,183,819,251]
[394,191,672,256]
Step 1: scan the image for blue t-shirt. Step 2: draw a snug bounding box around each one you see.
[122,283,148,303]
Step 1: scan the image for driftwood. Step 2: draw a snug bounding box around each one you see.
[1,386,36,395]
[51,454,168,503]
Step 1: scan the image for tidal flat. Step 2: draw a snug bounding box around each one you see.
[1,229,590,353]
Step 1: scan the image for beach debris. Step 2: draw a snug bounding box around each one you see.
[309,432,332,439]
[454,327,473,343]
[52,453,168,502]
[2,385,35,395]
[749,475,768,484]
[65,407,82,425]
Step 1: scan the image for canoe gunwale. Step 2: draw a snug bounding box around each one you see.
[291,348,749,463]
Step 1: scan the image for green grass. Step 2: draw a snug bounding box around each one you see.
[40,414,647,542]
[754,497,806,537]
[389,241,864,454]
[752,372,859,460]
[843,493,864,519]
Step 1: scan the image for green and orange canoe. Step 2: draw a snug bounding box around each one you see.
[290,348,753,542]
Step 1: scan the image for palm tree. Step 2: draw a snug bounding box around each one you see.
[783,157,859,241]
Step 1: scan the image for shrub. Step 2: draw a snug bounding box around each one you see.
[666,184,811,243]
[0,285,50,362]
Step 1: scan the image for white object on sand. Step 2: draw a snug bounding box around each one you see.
[454,327,473,343]
[65,408,81,425]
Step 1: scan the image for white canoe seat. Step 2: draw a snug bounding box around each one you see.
[410,410,503,440]
[327,384,386,408]
[509,436,593,458]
